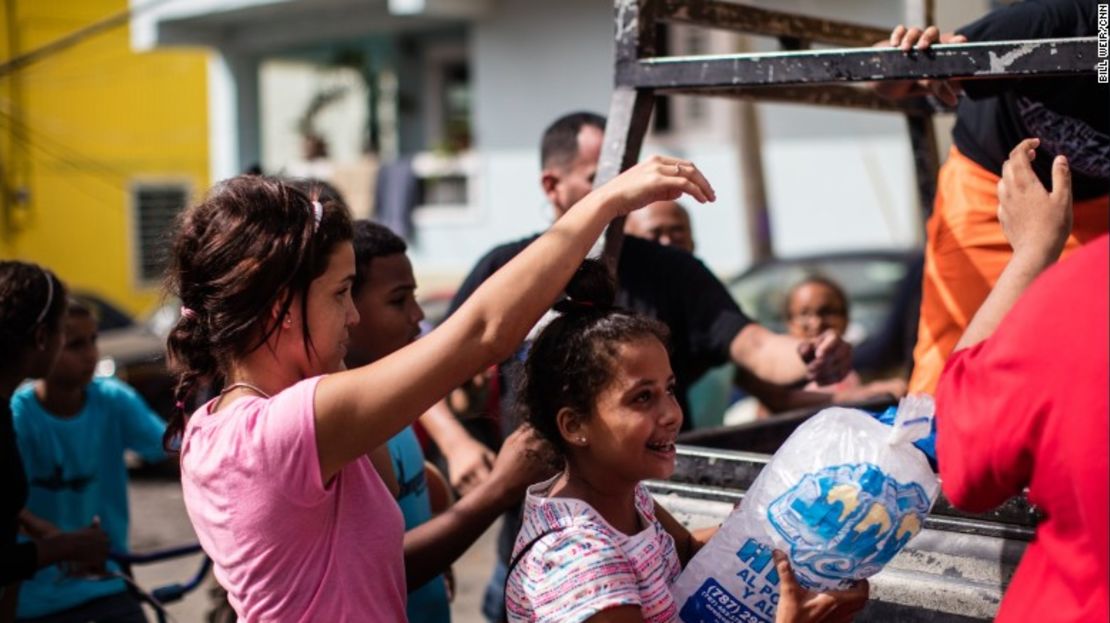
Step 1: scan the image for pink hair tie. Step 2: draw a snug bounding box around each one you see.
[180,306,198,320]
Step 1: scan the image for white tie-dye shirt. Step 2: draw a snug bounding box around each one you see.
[505,476,682,623]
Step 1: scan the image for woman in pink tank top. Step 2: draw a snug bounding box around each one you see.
[162,159,717,621]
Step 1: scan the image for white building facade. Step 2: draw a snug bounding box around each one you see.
[133,0,989,288]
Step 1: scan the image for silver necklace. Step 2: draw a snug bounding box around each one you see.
[220,381,272,399]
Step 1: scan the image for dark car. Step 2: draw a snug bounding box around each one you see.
[726,249,924,377]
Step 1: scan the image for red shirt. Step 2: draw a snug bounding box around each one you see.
[936,235,1109,623]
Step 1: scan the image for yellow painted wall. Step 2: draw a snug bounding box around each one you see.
[0,0,208,316]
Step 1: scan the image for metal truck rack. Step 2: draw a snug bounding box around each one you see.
[593,1,1097,620]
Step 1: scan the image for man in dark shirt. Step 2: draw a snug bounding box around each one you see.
[442,111,852,621]
[881,0,1109,394]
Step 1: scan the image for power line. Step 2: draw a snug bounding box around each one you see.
[0,0,180,77]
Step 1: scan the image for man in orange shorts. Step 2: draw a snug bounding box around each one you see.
[881,0,1109,393]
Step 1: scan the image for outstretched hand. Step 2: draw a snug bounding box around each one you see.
[872,25,967,106]
[444,435,495,497]
[774,550,869,623]
[595,155,716,218]
[997,138,1073,264]
[798,330,853,387]
[952,138,1073,353]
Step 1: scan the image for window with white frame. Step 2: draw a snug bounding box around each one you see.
[133,183,188,284]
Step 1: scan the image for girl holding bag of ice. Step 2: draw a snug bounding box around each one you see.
[503,260,869,623]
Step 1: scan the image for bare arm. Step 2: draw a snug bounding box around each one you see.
[418,397,494,495]
[954,139,1072,352]
[19,510,59,540]
[314,156,716,482]
[403,426,556,588]
[731,325,852,388]
[653,502,717,568]
[733,367,829,414]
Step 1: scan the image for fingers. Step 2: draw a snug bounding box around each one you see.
[826,580,871,623]
[813,330,838,360]
[677,161,717,203]
[773,550,801,597]
[900,26,922,51]
[891,25,949,51]
[889,25,905,46]
[808,332,852,385]
[1050,155,1072,203]
[656,158,715,204]
[917,26,940,49]
[797,340,817,364]
[929,79,961,107]
[1008,137,1040,163]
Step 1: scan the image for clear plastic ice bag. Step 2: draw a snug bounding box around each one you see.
[671,396,940,623]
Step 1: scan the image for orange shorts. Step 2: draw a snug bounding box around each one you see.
[909,147,1109,394]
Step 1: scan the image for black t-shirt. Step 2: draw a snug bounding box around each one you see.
[952,0,1109,201]
[2,399,37,587]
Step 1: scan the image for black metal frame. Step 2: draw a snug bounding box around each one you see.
[593,0,1099,269]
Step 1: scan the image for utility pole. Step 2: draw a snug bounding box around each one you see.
[735,34,773,263]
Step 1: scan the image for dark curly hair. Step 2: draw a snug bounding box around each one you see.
[0,261,67,372]
[518,260,669,455]
[163,175,352,450]
[351,220,407,297]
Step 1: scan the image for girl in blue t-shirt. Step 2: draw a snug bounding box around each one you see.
[1,262,109,620]
[12,298,166,621]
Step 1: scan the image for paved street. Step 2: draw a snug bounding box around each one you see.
[129,475,497,622]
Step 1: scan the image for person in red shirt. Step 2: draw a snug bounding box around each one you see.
[935,137,1109,622]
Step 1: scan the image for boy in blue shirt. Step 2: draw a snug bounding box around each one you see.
[346,219,555,623]
[12,299,167,622]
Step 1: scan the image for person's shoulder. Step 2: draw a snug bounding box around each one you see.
[633,483,656,518]
[1023,235,1108,310]
[89,376,138,400]
[11,382,37,406]
[10,383,42,422]
[478,234,542,267]
[531,519,623,561]
[622,236,709,272]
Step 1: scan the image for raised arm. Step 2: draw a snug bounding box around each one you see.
[314,157,715,481]
[954,138,1071,352]
[731,325,852,388]
[936,138,1074,512]
[418,396,495,496]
